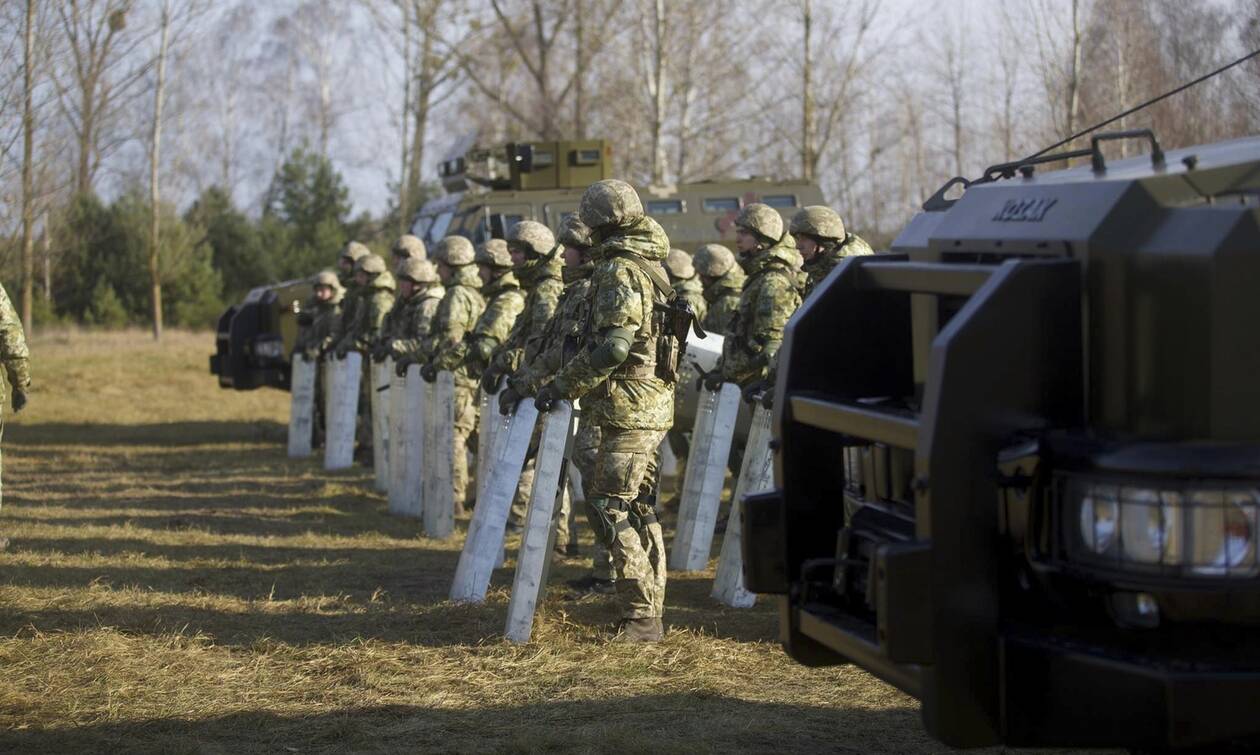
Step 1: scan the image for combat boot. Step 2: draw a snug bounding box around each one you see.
[614,617,663,642]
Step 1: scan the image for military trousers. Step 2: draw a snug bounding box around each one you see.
[587,426,668,619]
[453,383,478,512]
[570,421,613,581]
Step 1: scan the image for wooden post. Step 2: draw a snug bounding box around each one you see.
[323,353,361,470]
[670,382,740,572]
[287,355,317,458]
[712,404,772,608]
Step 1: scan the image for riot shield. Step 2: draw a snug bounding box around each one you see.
[505,400,572,643]
[450,401,539,603]
[287,354,317,458]
[475,387,500,504]
[712,403,771,608]
[669,382,740,572]
[370,359,392,493]
[387,366,412,515]
[323,352,361,471]
[422,370,456,538]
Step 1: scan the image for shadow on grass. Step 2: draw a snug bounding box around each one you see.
[8,420,288,447]
[0,697,930,754]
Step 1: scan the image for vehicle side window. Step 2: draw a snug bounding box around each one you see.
[763,194,797,209]
[429,211,455,242]
[647,199,684,215]
[703,197,740,213]
[412,215,434,241]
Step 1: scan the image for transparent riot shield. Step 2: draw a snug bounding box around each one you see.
[712,403,772,608]
[669,382,740,572]
[288,354,317,458]
[450,400,539,603]
[422,370,456,538]
[323,352,361,471]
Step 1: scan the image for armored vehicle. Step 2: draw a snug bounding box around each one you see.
[744,131,1260,750]
[212,139,822,392]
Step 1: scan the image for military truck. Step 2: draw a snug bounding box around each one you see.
[211,139,822,391]
[744,131,1260,750]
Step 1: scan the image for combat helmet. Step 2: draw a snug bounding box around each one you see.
[508,220,557,259]
[312,269,342,290]
[665,248,696,281]
[476,238,513,269]
[397,258,438,285]
[391,234,427,260]
[557,214,593,250]
[579,179,644,230]
[790,206,845,242]
[339,240,370,264]
[693,244,736,278]
[734,203,784,244]
[434,236,476,266]
[355,253,387,276]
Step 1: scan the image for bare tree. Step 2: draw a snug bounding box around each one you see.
[147,0,170,340]
[20,0,35,330]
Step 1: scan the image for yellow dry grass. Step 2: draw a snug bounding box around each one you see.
[0,329,1048,753]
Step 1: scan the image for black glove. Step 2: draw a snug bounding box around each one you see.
[694,365,711,393]
[741,379,770,405]
[761,388,774,410]
[534,383,561,413]
[333,344,349,360]
[371,344,389,362]
[394,356,414,377]
[481,367,505,394]
[498,386,522,416]
[421,364,438,383]
[703,371,725,392]
[11,389,26,414]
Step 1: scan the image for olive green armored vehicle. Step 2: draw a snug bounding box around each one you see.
[211,139,822,391]
[744,131,1260,750]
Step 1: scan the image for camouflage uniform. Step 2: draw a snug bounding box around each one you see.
[296,270,344,359]
[426,237,486,511]
[333,255,396,356]
[544,180,676,635]
[663,249,707,498]
[718,205,803,388]
[385,259,444,369]
[694,244,744,335]
[790,206,874,297]
[0,283,30,508]
[466,240,525,378]
[331,241,370,349]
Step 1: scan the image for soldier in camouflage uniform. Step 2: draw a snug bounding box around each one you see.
[710,203,802,390]
[464,239,524,380]
[296,270,344,360]
[382,259,445,371]
[391,233,427,266]
[665,248,707,325]
[503,216,616,592]
[332,254,396,462]
[693,244,744,336]
[535,179,677,642]
[790,205,874,297]
[330,241,371,349]
[0,282,30,512]
[421,236,486,514]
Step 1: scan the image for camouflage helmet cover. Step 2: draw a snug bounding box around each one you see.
[476,238,513,268]
[790,205,846,241]
[693,243,736,277]
[665,248,696,280]
[391,234,427,260]
[435,235,476,265]
[734,203,784,243]
[339,240,370,263]
[356,253,387,275]
[578,179,644,230]
[508,220,556,257]
[398,258,438,284]
[556,214,593,249]
[312,269,342,289]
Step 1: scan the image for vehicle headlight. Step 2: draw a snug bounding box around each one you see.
[1063,476,1259,577]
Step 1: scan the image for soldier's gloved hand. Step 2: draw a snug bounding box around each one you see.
[741,379,770,405]
[498,386,522,416]
[333,344,349,360]
[370,344,388,362]
[703,372,726,392]
[761,388,774,410]
[421,364,438,383]
[394,356,414,377]
[693,365,712,393]
[534,383,561,413]
[303,346,320,362]
[11,389,26,414]
[481,366,505,394]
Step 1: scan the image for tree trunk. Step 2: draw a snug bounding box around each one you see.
[649,0,667,185]
[801,0,814,182]
[573,0,584,138]
[398,0,412,235]
[42,211,51,304]
[21,0,36,333]
[1066,0,1082,142]
[149,3,171,341]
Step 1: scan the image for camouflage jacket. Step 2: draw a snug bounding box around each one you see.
[334,272,396,354]
[702,266,745,335]
[0,283,30,406]
[803,233,874,297]
[467,272,524,375]
[510,264,593,397]
[719,237,802,387]
[673,274,708,330]
[552,216,675,431]
[296,292,343,356]
[492,259,564,376]
[426,265,486,386]
[387,284,445,360]
[329,282,360,348]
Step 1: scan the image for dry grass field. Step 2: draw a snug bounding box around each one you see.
[0,330,1068,753]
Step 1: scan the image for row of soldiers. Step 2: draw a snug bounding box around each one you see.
[293,179,870,642]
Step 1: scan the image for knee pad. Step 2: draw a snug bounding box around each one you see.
[628,500,659,531]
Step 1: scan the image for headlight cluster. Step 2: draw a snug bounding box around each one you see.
[253,337,285,360]
[1064,476,1258,577]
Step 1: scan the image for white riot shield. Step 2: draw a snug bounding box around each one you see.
[669,382,740,572]
[475,387,500,504]
[371,359,392,493]
[712,404,772,607]
[323,352,361,471]
[387,366,409,515]
[450,401,539,603]
[401,365,425,517]
[287,354,317,458]
[505,400,572,643]
[422,370,456,538]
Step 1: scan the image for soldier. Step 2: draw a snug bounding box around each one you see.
[421,236,486,515]
[332,254,396,358]
[502,216,616,592]
[692,243,744,336]
[790,205,874,296]
[384,259,445,372]
[710,203,802,390]
[464,239,524,381]
[296,270,344,360]
[665,248,707,326]
[534,179,677,642]
[390,233,427,266]
[331,241,371,348]
[0,282,29,515]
